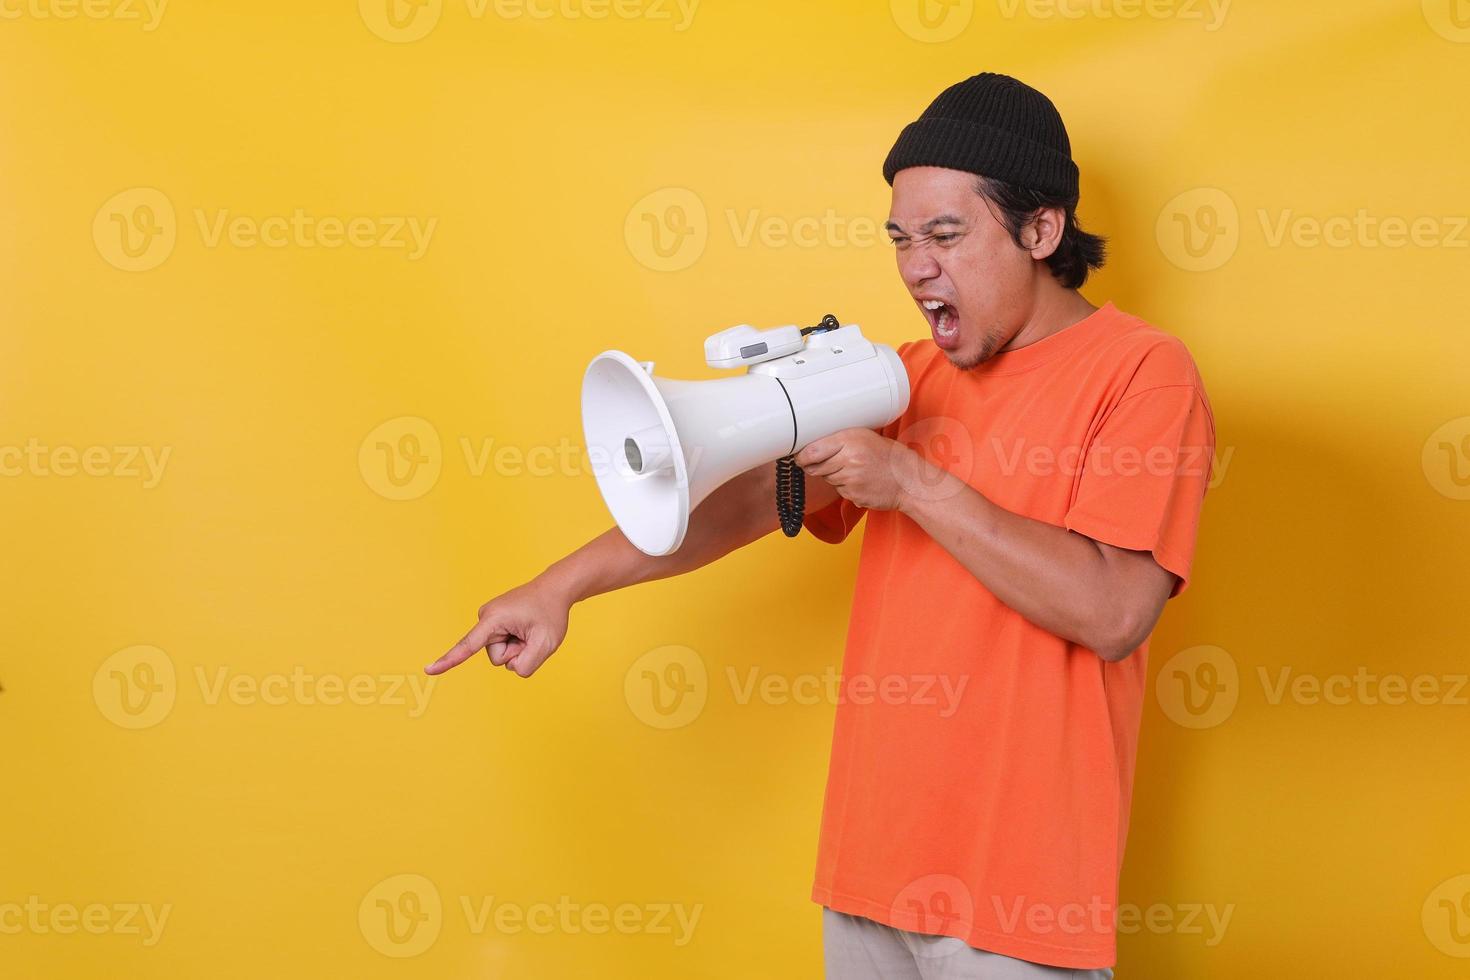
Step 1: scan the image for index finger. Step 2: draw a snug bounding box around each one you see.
[424,618,509,675]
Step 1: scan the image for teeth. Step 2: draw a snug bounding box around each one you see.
[936,308,957,337]
[922,300,944,310]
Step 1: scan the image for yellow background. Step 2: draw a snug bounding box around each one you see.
[3,0,1468,976]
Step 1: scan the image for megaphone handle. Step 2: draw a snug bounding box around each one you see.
[775,455,805,538]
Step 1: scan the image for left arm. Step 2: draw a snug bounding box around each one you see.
[795,428,1177,662]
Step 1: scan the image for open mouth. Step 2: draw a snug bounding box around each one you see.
[919,298,961,349]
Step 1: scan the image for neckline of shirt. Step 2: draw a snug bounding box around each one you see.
[964,300,1122,377]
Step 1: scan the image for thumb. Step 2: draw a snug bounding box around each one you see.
[795,436,838,468]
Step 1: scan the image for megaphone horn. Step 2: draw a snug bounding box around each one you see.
[581,316,910,557]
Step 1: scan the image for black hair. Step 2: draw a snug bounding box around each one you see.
[972,175,1107,289]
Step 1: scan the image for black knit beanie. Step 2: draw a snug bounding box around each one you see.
[883,72,1080,203]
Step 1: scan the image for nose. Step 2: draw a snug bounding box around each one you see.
[898,245,941,292]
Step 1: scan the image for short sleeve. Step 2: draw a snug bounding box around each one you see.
[803,494,868,544]
[802,339,920,545]
[1063,383,1216,595]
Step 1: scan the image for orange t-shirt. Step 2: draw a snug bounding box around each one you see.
[804,301,1215,970]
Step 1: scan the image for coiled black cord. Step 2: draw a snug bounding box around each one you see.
[776,454,805,537]
[773,313,840,539]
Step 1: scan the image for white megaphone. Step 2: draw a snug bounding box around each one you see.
[581,314,910,556]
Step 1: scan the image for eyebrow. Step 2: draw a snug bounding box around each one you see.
[885,214,967,235]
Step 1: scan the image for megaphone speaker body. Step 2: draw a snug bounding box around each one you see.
[582,324,910,556]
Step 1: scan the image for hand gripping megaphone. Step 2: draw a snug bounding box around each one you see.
[581,314,910,556]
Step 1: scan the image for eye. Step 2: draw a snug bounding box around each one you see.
[888,237,909,250]
[934,233,960,244]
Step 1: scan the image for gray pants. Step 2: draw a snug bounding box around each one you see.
[824,909,1115,980]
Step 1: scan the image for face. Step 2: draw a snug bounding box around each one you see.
[886,167,1038,369]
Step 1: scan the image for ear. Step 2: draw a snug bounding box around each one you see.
[1021,205,1067,261]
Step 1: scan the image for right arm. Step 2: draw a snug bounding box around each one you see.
[424,462,841,678]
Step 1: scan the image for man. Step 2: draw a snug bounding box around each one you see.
[426,72,1215,978]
